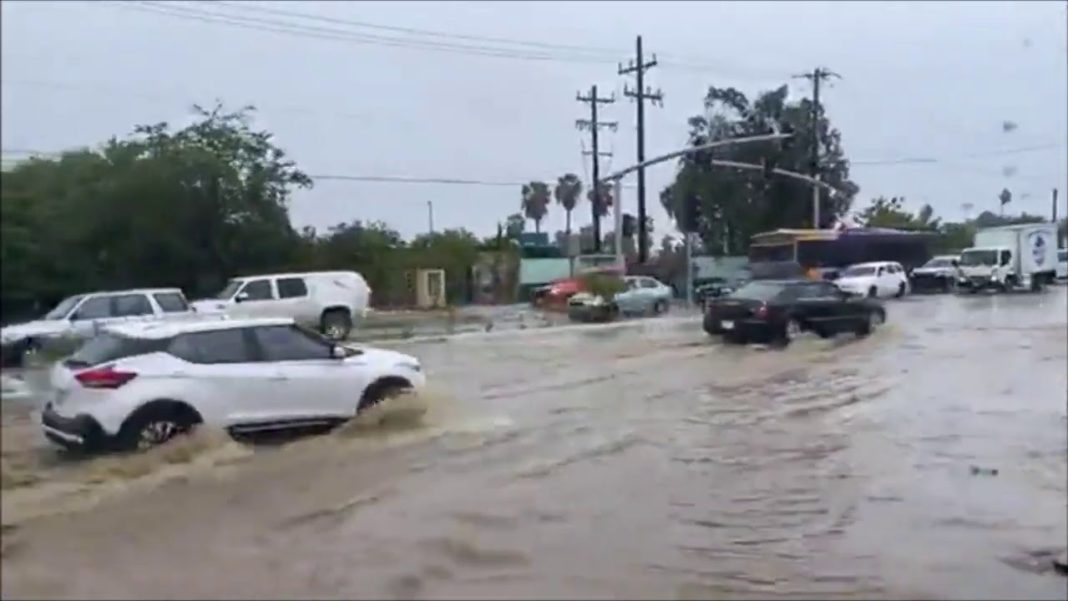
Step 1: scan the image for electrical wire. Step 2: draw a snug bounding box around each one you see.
[99,0,786,77]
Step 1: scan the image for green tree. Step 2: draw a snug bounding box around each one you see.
[0,103,310,316]
[661,84,860,255]
[521,181,551,233]
[554,173,583,237]
[859,196,940,230]
[504,212,526,239]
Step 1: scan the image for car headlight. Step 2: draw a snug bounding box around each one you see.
[397,361,421,372]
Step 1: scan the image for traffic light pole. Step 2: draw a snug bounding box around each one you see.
[597,133,849,304]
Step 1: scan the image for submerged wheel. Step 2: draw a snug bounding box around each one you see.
[117,403,200,452]
[868,286,878,298]
[780,318,802,346]
[358,379,413,413]
[652,299,669,316]
[856,309,884,337]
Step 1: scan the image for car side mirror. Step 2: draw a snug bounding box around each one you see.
[330,345,347,360]
[234,292,249,303]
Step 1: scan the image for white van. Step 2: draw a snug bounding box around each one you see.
[191,271,371,340]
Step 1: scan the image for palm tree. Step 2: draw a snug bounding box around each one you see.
[554,173,583,237]
[521,181,551,233]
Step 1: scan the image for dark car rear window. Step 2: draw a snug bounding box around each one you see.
[728,282,788,302]
[66,333,170,368]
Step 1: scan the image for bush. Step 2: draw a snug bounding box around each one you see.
[579,272,626,301]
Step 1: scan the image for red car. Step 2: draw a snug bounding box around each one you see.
[532,267,623,311]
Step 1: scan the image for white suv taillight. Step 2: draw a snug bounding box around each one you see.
[75,365,138,389]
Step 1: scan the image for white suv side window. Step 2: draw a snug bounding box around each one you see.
[72,296,113,320]
[277,277,308,299]
[240,279,274,301]
[113,294,154,317]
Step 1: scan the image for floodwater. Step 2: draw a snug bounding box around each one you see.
[1,289,1066,600]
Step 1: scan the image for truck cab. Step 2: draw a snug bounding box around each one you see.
[957,246,1013,290]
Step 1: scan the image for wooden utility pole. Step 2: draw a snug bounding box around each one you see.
[619,35,663,263]
[576,85,617,252]
[793,67,840,229]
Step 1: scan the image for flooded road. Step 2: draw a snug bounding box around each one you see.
[2,290,1066,600]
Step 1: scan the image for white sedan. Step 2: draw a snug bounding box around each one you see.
[834,261,911,299]
[41,317,425,453]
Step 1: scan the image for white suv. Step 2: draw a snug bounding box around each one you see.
[41,317,424,453]
[191,271,371,341]
[834,261,911,299]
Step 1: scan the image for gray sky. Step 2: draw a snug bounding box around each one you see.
[2,1,1066,242]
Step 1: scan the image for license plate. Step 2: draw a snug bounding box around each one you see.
[720,320,734,330]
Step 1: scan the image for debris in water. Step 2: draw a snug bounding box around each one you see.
[969,465,999,476]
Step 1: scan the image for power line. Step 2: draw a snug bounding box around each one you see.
[208,1,789,79]
[209,0,623,57]
[98,1,786,77]
[852,143,1066,166]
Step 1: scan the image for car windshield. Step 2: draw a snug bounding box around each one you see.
[960,250,997,266]
[923,258,954,268]
[728,282,786,301]
[215,280,243,300]
[841,266,876,277]
[43,295,86,320]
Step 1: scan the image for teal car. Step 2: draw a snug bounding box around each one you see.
[614,276,674,315]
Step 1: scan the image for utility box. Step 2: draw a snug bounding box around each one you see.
[414,269,447,308]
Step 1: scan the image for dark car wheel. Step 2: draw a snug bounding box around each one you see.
[779,318,803,346]
[895,282,906,298]
[868,286,878,298]
[856,309,885,337]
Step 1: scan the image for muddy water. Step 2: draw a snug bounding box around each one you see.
[1,290,1066,600]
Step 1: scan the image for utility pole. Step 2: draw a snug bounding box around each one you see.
[793,67,840,229]
[576,85,617,253]
[1052,188,1059,223]
[427,200,434,235]
[619,35,663,264]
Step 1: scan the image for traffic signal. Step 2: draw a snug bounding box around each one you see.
[681,194,701,233]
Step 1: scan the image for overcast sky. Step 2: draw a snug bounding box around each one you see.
[2,0,1066,241]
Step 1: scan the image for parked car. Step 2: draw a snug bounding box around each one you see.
[40,317,425,453]
[1057,248,1067,281]
[909,255,961,293]
[695,268,753,307]
[703,279,886,345]
[191,271,370,341]
[532,267,624,311]
[567,276,672,322]
[1,288,198,369]
[833,261,910,298]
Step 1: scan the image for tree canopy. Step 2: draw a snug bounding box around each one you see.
[660,84,860,255]
[0,104,493,318]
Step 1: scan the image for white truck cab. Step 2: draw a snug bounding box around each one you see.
[957,223,1058,293]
